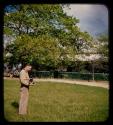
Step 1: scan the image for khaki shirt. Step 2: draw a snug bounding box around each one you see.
[19,69,30,86]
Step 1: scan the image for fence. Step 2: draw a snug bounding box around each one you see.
[4,70,108,81]
[32,71,108,81]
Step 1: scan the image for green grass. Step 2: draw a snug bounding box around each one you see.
[4,79,109,122]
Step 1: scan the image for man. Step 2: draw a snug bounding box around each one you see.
[19,64,34,115]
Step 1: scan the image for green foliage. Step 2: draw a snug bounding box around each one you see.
[97,34,108,57]
[4,4,93,68]
[9,34,61,67]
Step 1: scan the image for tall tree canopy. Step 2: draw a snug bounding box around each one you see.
[4,4,92,69]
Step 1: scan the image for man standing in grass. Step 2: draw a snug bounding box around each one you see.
[19,64,34,115]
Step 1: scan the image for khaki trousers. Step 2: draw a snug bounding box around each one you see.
[19,86,29,115]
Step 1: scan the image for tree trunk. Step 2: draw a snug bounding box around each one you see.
[92,61,94,81]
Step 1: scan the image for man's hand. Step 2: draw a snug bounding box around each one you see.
[29,78,36,86]
[29,78,33,82]
[29,82,35,86]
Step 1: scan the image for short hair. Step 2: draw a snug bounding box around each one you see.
[25,64,32,67]
[22,63,32,68]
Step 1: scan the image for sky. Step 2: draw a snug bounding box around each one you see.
[4,4,108,45]
[63,4,108,36]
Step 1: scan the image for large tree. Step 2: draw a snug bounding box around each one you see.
[4,4,92,69]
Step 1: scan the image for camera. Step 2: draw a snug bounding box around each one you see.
[29,75,35,85]
[29,78,33,82]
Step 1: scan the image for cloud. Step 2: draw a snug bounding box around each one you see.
[63,4,108,36]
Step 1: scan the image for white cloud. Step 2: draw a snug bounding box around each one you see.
[63,4,108,36]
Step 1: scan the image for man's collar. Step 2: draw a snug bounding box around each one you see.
[23,68,28,73]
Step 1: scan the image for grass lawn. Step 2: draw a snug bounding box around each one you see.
[4,79,109,122]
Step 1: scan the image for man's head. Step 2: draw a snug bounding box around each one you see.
[24,64,32,72]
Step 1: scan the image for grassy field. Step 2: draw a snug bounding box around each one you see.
[4,79,109,122]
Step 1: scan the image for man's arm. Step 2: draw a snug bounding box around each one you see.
[20,71,30,86]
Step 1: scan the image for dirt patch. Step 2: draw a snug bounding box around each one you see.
[4,77,109,89]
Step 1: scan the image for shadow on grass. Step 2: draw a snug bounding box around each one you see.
[11,101,19,109]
